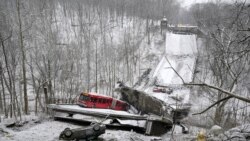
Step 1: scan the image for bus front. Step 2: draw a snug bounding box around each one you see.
[78,93,90,107]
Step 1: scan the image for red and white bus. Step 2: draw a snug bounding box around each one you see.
[78,92,129,111]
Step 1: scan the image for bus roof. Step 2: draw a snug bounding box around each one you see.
[81,92,113,99]
[80,92,127,104]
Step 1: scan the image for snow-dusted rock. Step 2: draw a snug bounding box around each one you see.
[0,128,9,135]
[207,136,222,141]
[240,124,250,133]
[231,124,250,140]
[217,124,250,141]
[228,127,241,134]
[210,125,223,136]
[229,132,246,141]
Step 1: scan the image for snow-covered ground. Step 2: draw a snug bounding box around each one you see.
[1,115,249,141]
[0,115,161,141]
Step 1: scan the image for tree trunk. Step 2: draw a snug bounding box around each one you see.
[95,38,98,92]
[0,90,2,112]
[0,63,6,117]
[16,0,28,114]
[43,84,48,106]
[48,59,53,104]
[0,34,13,118]
[146,16,150,45]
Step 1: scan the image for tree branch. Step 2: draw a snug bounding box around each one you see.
[166,57,250,115]
[192,96,232,115]
[165,55,185,84]
[185,83,250,103]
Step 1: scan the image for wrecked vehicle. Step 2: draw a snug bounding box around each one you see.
[59,123,106,141]
[78,92,129,111]
[153,87,167,93]
[153,86,173,94]
[153,87,173,94]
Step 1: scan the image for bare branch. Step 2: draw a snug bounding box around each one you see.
[192,96,232,115]
[185,83,250,103]
[164,55,185,84]
[166,56,250,115]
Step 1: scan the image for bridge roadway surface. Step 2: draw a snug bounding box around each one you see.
[145,32,198,108]
[153,32,197,85]
[48,104,172,122]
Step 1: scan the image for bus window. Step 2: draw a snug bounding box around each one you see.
[79,95,90,101]
[98,98,102,103]
[90,97,94,102]
[103,99,107,103]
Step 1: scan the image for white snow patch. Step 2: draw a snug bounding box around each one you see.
[0,120,159,141]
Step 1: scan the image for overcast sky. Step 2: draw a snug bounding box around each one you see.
[177,0,211,8]
[178,0,243,8]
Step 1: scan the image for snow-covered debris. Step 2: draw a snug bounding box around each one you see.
[210,125,223,136]
[220,124,250,141]
[204,124,250,141]
[133,68,152,88]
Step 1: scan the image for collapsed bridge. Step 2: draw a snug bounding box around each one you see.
[48,30,198,136]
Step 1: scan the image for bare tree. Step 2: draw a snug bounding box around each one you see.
[189,1,250,127]
[16,0,29,115]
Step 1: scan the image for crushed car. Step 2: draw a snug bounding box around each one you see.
[59,123,106,141]
[153,87,173,94]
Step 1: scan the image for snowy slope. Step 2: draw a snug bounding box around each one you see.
[144,32,198,106]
